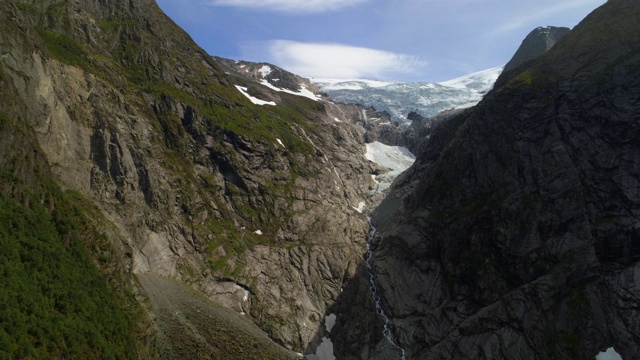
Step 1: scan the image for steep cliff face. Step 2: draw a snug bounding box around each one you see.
[0,0,383,357]
[334,0,640,359]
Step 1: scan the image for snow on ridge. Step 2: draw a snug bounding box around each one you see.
[438,66,504,93]
[260,80,321,101]
[234,85,276,106]
[258,65,272,77]
[310,78,396,90]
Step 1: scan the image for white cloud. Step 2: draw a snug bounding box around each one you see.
[266,40,426,80]
[491,0,605,35]
[207,0,369,13]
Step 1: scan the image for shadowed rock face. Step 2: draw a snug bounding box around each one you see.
[503,26,571,72]
[332,1,640,359]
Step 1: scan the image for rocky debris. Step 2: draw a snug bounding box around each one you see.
[139,273,300,359]
[503,26,570,72]
[333,1,640,359]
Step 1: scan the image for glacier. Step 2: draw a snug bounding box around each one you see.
[312,66,503,125]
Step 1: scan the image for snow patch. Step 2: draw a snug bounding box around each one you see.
[596,347,623,360]
[260,80,321,101]
[365,141,415,193]
[253,230,263,235]
[276,138,286,148]
[352,201,366,213]
[333,117,343,123]
[234,85,276,106]
[315,338,335,360]
[305,313,338,360]
[325,314,337,333]
[365,142,415,174]
[259,65,272,77]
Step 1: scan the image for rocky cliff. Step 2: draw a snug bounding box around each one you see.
[333,0,640,359]
[0,0,389,357]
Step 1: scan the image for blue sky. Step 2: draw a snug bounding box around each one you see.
[156,0,606,82]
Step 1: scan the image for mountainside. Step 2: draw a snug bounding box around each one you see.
[331,0,640,359]
[0,0,401,358]
[312,66,503,125]
[503,26,571,72]
[3,0,637,359]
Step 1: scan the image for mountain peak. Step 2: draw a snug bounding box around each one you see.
[503,25,571,72]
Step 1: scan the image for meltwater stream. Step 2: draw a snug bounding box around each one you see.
[365,225,407,360]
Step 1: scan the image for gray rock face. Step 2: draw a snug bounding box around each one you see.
[0,0,385,356]
[503,26,570,72]
[333,1,640,359]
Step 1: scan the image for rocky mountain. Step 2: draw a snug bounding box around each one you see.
[330,0,640,359]
[503,26,571,72]
[2,0,635,359]
[312,66,503,125]
[0,0,405,358]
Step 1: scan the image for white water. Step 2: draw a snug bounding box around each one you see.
[365,225,406,359]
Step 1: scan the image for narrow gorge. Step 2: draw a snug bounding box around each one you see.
[0,0,638,359]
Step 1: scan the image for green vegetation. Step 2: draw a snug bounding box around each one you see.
[45,1,68,19]
[98,19,137,30]
[0,111,9,129]
[507,69,533,88]
[36,27,93,73]
[148,82,316,156]
[0,192,140,359]
[15,3,39,13]
[0,112,143,359]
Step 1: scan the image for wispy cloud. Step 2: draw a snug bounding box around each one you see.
[491,0,604,35]
[266,40,426,80]
[207,0,369,13]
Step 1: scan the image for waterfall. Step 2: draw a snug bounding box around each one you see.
[365,225,407,360]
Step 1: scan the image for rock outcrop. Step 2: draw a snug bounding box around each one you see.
[333,1,640,359]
